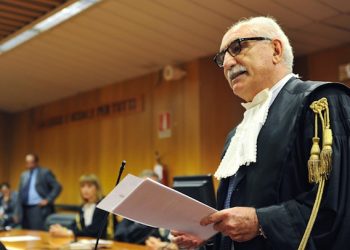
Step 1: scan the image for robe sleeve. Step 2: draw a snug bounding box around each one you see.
[256,85,350,250]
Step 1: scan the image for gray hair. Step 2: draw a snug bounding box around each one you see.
[228,16,294,72]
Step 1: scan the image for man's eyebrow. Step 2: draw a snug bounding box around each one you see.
[220,38,237,52]
[219,41,230,52]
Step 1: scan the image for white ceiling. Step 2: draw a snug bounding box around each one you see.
[0,0,349,112]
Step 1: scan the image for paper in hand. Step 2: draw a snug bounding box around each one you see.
[97,174,217,240]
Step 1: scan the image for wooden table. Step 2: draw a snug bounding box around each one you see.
[0,229,147,250]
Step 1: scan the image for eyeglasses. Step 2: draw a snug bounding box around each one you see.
[213,37,272,67]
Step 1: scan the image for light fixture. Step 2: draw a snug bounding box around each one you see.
[0,0,100,53]
[0,30,38,52]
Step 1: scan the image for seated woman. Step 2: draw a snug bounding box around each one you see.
[50,174,114,238]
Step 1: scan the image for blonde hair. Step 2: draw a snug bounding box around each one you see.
[228,16,294,72]
[79,174,103,202]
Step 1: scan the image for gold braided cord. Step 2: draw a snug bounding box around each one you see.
[298,179,325,250]
[314,113,318,137]
[318,111,325,131]
[298,97,332,250]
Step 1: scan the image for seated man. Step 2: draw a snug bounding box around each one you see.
[0,183,18,229]
[114,170,169,245]
[115,218,167,245]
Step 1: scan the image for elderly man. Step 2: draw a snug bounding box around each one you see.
[173,17,350,250]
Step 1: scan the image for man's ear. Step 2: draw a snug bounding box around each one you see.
[272,39,283,64]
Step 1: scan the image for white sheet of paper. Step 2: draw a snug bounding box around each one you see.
[97,174,217,240]
[0,235,41,242]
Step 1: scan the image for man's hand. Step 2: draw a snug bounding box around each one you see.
[39,199,49,207]
[145,236,163,249]
[200,207,259,242]
[171,230,204,249]
[49,224,73,237]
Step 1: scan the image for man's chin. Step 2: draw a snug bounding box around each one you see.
[231,85,248,101]
[231,81,241,94]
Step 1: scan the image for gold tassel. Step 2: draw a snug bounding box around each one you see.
[307,105,321,183]
[75,213,82,231]
[320,132,332,179]
[320,99,333,179]
[308,137,321,183]
[106,213,115,240]
[298,97,333,250]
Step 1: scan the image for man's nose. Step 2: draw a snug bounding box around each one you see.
[223,52,237,69]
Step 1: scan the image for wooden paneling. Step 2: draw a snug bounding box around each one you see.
[307,43,350,85]
[7,72,156,203]
[293,42,350,87]
[6,58,233,204]
[152,61,202,178]
[0,112,11,181]
[198,57,244,179]
[5,57,241,204]
[294,55,309,80]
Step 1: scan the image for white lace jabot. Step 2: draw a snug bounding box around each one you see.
[214,73,298,180]
[214,88,271,179]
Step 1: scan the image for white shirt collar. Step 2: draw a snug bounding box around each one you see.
[269,73,298,107]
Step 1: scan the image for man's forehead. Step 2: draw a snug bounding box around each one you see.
[220,26,251,51]
[26,155,34,161]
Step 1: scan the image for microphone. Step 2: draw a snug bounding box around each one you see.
[94,160,126,250]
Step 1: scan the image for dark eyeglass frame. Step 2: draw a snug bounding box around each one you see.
[213,37,272,67]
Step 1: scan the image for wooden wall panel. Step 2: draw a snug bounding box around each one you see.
[0,112,11,182]
[304,43,350,86]
[152,61,202,178]
[198,58,244,177]
[7,73,157,203]
[5,60,209,204]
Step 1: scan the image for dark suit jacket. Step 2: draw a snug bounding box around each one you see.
[17,166,62,220]
[115,218,164,245]
[0,191,18,227]
[72,202,116,239]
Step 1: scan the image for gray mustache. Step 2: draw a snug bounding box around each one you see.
[227,65,247,81]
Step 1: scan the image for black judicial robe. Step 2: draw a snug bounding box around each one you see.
[214,77,350,250]
[72,202,112,239]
